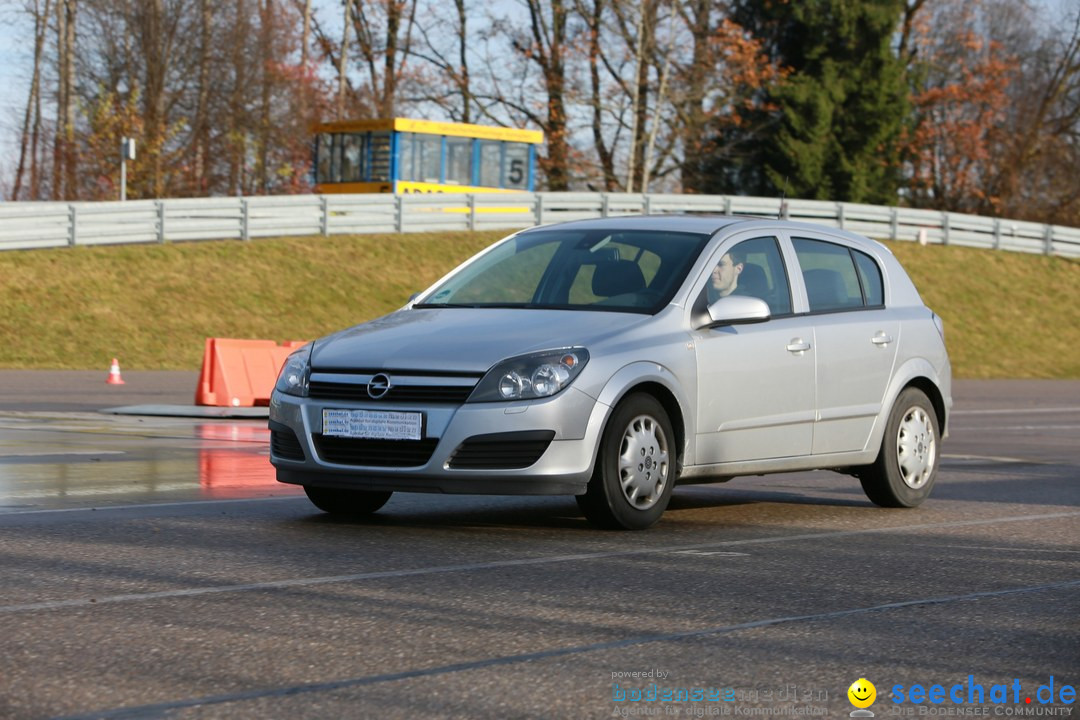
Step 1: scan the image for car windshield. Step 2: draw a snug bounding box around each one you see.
[415,228,709,313]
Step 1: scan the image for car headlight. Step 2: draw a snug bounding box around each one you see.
[275,344,312,397]
[469,348,589,402]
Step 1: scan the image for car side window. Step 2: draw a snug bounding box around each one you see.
[702,236,792,316]
[852,249,884,307]
[792,237,867,313]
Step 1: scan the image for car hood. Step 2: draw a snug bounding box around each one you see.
[311,307,649,373]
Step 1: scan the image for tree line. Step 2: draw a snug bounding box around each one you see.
[4,0,1079,227]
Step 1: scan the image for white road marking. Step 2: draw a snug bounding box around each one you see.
[942,453,1033,464]
[2,510,1077,615]
[950,424,1080,431]
[0,495,302,515]
[0,450,126,458]
[52,578,1080,720]
[952,406,1080,416]
[929,545,1080,555]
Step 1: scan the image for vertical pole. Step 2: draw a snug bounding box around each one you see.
[993,219,1002,250]
[601,193,610,218]
[242,198,251,241]
[157,200,166,243]
[535,193,544,225]
[120,137,134,201]
[395,194,404,233]
[942,212,950,246]
[724,196,732,216]
[68,204,77,247]
[890,208,899,241]
[1044,224,1054,256]
[837,203,845,230]
[321,195,330,236]
[468,193,477,232]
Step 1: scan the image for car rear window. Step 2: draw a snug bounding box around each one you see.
[852,250,884,307]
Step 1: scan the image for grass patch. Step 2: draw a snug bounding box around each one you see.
[886,241,1080,378]
[0,231,1076,377]
[0,231,503,371]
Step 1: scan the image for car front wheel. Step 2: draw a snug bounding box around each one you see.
[304,486,393,517]
[577,393,675,530]
[859,387,940,508]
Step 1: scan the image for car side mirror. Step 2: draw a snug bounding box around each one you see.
[704,296,771,328]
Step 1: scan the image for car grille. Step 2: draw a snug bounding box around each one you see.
[269,422,305,461]
[308,371,481,405]
[309,381,474,404]
[313,435,440,467]
[448,431,556,470]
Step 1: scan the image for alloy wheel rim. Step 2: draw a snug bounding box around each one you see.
[896,406,936,489]
[618,414,669,510]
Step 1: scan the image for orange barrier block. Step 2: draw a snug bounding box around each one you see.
[195,338,309,407]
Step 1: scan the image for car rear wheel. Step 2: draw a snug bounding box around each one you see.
[859,387,940,508]
[577,393,674,530]
[304,486,393,517]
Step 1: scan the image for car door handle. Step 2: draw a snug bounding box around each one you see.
[786,338,811,354]
[871,332,894,346]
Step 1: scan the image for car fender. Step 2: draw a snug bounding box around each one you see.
[865,356,951,454]
[579,360,698,475]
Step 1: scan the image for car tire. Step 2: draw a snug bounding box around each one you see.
[304,486,393,517]
[577,393,675,530]
[859,387,940,508]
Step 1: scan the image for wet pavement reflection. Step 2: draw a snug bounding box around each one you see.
[0,412,302,511]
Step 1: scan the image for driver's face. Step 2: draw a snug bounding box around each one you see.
[711,254,741,297]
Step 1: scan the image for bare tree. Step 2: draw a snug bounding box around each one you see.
[257,0,275,192]
[12,0,52,200]
[192,0,213,194]
[671,0,711,193]
[337,0,350,117]
[409,0,473,122]
[498,0,571,189]
[347,0,419,117]
[299,0,312,66]
[902,0,1080,224]
[994,7,1080,223]
[576,0,618,189]
[53,0,76,200]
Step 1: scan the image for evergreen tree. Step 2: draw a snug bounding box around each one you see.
[706,0,908,204]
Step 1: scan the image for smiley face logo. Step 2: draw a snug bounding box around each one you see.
[848,678,877,709]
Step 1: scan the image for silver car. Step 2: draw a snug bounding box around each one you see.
[270,216,951,529]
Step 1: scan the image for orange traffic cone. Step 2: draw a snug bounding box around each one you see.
[106,357,126,385]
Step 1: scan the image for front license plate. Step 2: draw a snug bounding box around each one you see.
[322,409,423,441]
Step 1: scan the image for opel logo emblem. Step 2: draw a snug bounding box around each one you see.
[367,373,392,400]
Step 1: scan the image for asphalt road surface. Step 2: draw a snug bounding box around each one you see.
[0,378,1076,720]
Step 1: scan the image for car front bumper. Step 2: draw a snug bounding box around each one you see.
[268,386,604,495]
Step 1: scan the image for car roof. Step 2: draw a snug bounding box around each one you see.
[521,214,889,252]
[520,214,746,235]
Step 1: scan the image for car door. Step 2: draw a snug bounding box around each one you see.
[692,234,815,464]
[790,236,900,455]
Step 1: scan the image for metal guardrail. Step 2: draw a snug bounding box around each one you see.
[1,192,1078,258]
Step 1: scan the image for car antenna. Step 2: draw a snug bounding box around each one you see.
[778,176,789,220]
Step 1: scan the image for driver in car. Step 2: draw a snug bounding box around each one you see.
[708,250,744,302]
